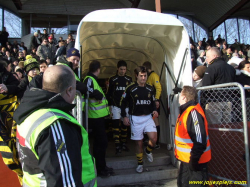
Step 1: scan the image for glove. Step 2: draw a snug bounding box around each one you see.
[76,81,87,95]
[189,159,200,171]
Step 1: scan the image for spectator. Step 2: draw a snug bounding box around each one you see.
[239,50,246,60]
[206,36,215,47]
[58,36,64,43]
[30,32,40,50]
[197,41,205,51]
[48,36,57,63]
[20,42,28,52]
[227,53,243,68]
[191,54,197,71]
[18,61,25,70]
[12,59,19,70]
[202,47,235,86]
[193,66,207,88]
[18,51,26,61]
[7,44,13,54]
[36,38,52,62]
[1,27,9,47]
[48,33,57,45]
[13,48,19,58]
[222,43,227,54]
[222,47,232,62]
[4,51,14,63]
[15,68,24,81]
[196,50,206,66]
[68,34,75,42]
[1,47,6,56]
[236,60,250,97]
[0,59,19,95]
[216,34,223,44]
[41,29,48,42]
[66,38,75,52]
[247,46,250,60]
[23,49,27,58]
[30,52,40,61]
[12,40,19,49]
[17,56,40,99]
[55,41,66,60]
[201,38,207,49]
[39,59,48,73]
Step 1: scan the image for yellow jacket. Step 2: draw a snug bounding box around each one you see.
[146,71,162,100]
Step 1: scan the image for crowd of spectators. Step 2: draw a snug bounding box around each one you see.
[191,35,250,92]
[0,29,76,100]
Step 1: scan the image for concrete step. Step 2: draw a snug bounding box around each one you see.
[97,165,178,187]
[106,153,171,170]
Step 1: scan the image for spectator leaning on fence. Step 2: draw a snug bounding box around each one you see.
[175,86,211,187]
[192,66,207,88]
[202,47,236,86]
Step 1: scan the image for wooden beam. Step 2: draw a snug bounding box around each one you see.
[155,0,161,13]
[12,0,22,10]
[208,0,249,31]
[130,0,141,8]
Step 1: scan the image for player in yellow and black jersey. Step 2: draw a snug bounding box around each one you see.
[106,60,132,155]
[120,66,158,173]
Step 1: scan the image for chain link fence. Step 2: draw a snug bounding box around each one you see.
[197,83,250,186]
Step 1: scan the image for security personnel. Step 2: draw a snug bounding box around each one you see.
[106,60,132,155]
[121,66,158,173]
[83,60,112,177]
[175,86,211,187]
[14,65,96,187]
[142,61,162,149]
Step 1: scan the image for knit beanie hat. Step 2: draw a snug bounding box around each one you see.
[194,66,207,78]
[66,48,80,58]
[24,55,39,73]
[117,60,127,68]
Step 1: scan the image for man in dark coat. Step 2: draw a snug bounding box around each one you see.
[202,47,235,86]
[30,32,40,51]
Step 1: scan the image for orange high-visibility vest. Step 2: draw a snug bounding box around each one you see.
[175,103,211,163]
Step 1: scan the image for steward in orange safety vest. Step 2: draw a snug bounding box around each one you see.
[175,86,211,187]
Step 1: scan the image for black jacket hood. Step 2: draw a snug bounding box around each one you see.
[13,88,75,125]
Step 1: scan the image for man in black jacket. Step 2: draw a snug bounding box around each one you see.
[30,32,40,51]
[14,65,96,187]
[202,47,236,86]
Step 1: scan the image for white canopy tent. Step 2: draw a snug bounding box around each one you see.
[75,8,192,163]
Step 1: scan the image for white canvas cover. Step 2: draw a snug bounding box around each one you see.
[75,8,192,149]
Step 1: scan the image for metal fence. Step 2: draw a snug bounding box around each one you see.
[197,83,250,186]
[72,90,83,125]
[72,91,89,132]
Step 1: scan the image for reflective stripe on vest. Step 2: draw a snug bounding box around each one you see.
[56,62,80,81]
[83,76,109,118]
[174,103,211,163]
[17,109,97,187]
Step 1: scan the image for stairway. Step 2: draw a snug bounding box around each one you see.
[97,152,178,186]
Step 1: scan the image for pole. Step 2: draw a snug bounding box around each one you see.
[155,0,161,13]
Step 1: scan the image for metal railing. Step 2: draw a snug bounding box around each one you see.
[72,91,89,132]
[197,83,250,186]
